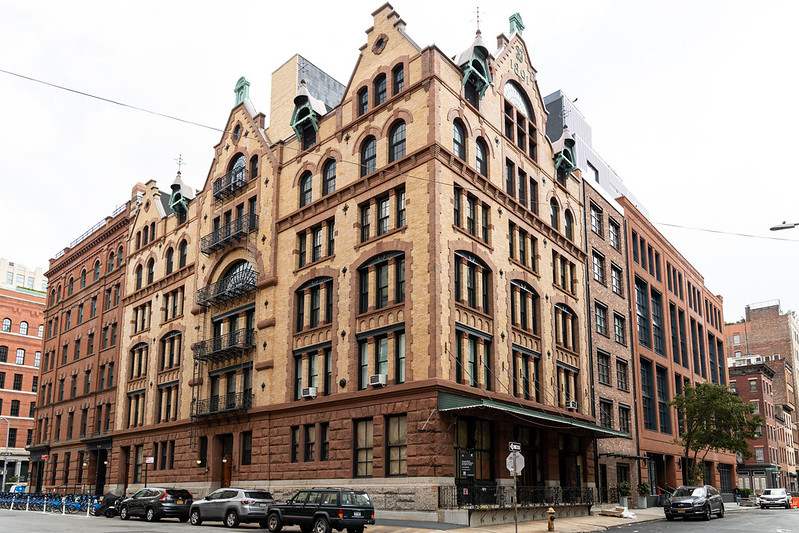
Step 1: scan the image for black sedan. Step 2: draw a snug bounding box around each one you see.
[664,485,724,521]
[119,487,193,522]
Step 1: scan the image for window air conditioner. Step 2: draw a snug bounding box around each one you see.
[565,401,578,410]
[301,387,317,399]
[368,374,387,387]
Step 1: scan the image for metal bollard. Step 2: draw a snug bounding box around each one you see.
[62,496,66,515]
[26,495,30,511]
[547,506,556,532]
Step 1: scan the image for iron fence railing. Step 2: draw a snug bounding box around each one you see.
[192,392,253,418]
[438,485,596,509]
[193,328,255,361]
[212,168,249,199]
[200,213,259,254]
[196,268,257,306]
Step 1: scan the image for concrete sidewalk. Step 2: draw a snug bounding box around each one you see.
[374,502,758,533]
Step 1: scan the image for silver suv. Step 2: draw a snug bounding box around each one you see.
[189,487,274,528]
[760,488,790,509]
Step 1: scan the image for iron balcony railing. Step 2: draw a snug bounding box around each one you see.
[193,328,255,362]
[213,168,249,199]
[196,267,257,306]
[200,213,259,254]
[438,485,595,509]
[192,392,253,418]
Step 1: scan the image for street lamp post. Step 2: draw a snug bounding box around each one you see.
[1,417,10,492]
[769,221,799,231]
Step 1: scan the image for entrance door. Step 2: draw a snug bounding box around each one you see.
[94,449,108,495]
[599,464,608,503]
[220,434,234,487]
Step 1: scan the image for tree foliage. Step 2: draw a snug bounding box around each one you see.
[668,382,762,484]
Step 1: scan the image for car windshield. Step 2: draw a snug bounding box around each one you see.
[166,489,192,499]
[673,487,704,498]
[246,491,272,500]
[763,489,785,496]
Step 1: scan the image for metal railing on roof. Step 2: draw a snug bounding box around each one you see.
[53,204,127,259]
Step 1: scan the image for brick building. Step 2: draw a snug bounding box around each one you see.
[618,198,735,493]
[726,301,799,491]
[0,279,45,488]
[581,177,642,500]
[29,202,130,493]
[24,6,627,523]
[728,364,789,490]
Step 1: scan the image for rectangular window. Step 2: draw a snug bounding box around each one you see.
[304,424,316,462]
[592,251,605,283]
[595,302,608,335]
[619,405,631,433]
[481,205,489,243]
[327,220,335,256]
[641,358,656,430]
[358,341,368,390]
[597,351,610,385]
[290,426,299,463]
[609,220,620,250]
[635,278,651,348]
[590,203,603,236]
[505,160,515,198]
[355,418,374,477]
[396,188,406,228]
[617,359,629,390]
[453,186,462,227]
[387,415,407,475]
[377,196,390,235]
[611,265,623,295]
[656,365,671,433]
[395,332,406,384]
[297,232,307,268]
[360,204,371,242]
[312,226,322,262]
[599,400,613,428]
[376,263,389,309]
[651,290,665,355]
[320,422,330,461]
[632,230,639,263]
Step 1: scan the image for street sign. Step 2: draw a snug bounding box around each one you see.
[0,452,12,456]
[509,441,521,452]
[145,456,155,464]
[506,451,525,475]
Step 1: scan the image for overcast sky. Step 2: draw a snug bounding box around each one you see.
[1,0,797,322]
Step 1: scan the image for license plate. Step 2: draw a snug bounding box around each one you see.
[677,510,685,514]
[353,511,362,517]
[259,503,267,507]
[177,500,183,504]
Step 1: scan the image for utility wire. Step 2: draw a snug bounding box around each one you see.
[655,222,799,243]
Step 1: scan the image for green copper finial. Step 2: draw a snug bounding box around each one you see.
[234,76,250,105]
[509,13,525,35]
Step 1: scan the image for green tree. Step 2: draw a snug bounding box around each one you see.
[669,382,762,484]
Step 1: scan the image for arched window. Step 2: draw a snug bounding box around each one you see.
[37,324,43,338]
[136,231,141,249]
[388,120,406,163]
[322,160,336,196]
[555,303,577,351]
[19,321,28,335]
[80,270,87,289]
[68,277,74,296]
[147,259,155,284]
[475,137,488,176]
[374,74,387,106]
[299,172,313,207]
[564,210,574,241]
[109,252,115,272]
[229,153,247,188]
[453,120,466,160]
[143,225,149,245]
[360,136,376,177]
[357,87,368,116]
[118,246,124,267]
[550,199,560,230]
[392,64,404,94]
[510,281,539,334]
[179,241,188,268]
[165,248,174,275]
[222,260,257,294]
[503,81,537,161]
[453,251,490,314]
[94,260,101,281]
[1,319,10,333]
[250,155,259,178]
[135,265,143,290]
[50,290,56,306]
[295,277,334,331]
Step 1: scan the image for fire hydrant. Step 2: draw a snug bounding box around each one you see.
[547,506,556,531]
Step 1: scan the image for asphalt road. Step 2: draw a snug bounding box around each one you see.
[609,507,796,533]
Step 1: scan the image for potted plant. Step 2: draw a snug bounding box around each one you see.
[618,481,632,508]
[637,481,650,508]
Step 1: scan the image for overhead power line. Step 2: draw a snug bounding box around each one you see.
[655,222,799,243]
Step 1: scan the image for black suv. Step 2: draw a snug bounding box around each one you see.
[265,488,374,533]
[119,487,193,522]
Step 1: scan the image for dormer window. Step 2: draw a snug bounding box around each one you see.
[291,103,318,150]
[459,34,492,109]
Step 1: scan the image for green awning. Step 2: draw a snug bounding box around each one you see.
[438,391,629,439]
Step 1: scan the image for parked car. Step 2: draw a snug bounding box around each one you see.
[664,485,724,521]
[265,487,374,533]
[760,488,791,509]
[189,487,274,527]
[119,487,193,522]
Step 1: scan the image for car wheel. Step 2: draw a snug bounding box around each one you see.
[665,514,675,521]
[120,506,130,520]
[225,509,240,528]
[190,509,203,526]
[313,517,331,533]
[145,507,159,522]
[703,505,711,521]
[267,512,283,533]
[717,504,724,518]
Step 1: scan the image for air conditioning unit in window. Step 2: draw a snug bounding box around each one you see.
[369,374,387,387]
[565,401,578,411]
[301,387,317,399]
